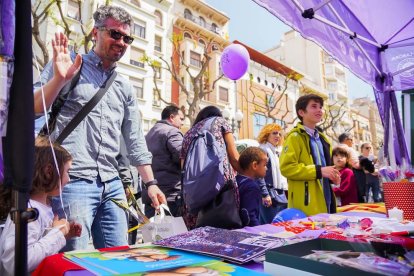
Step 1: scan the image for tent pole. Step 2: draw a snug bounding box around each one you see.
[324,3,382,76]
[351,39,383,76]
[312,0,333,12]
[388,40,414,48]
[384,17,414,44]
[290,0,304,12]
[311,14,381,47]
[392,63,414,77]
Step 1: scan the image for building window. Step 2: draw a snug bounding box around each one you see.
[257,77,261,83]
[211,23,218,33]
[132,22,146,39]
[154,35,162,52]
[219,86,229,102]
[184,9,193,20]
[264,80,268,86]
[266,95,276,108]
[271,83,275,89]
[211,44,219,51]
[329,92,337,102]
[153,89,161,107]
[190,51,202,68]
[181,51,185,64]
[154,10,162,26]
[218,61,223,76]
[199,16,206,28]
[184,32,192,39]
[67,0,80,20]
[253,113,286,138]
[130,78,144,99]
[130,0,141,7]
[154,66,162,79]
[198,39,206,48]
[130,48,145,68]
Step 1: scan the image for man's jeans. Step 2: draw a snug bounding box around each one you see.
[52,176,128,251]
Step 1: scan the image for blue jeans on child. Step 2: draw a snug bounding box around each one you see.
[52,176,128,251]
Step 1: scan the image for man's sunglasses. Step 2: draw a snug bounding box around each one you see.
[99,27,134,45]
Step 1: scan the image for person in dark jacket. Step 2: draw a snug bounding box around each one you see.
[360,143,380,202]
[143,105,184,217]
[236,147,268,227]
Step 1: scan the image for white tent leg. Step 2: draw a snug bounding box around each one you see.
[404,93,411,157]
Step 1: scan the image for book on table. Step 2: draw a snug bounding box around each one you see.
[64,245,268,275]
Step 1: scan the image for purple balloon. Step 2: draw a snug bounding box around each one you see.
[220,44,250,80]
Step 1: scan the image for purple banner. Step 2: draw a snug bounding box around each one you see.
[0,0,15,57]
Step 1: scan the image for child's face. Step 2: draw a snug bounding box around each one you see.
[333,154,347,169]
[254,155,268,178]
[49,160,72,197]
[299,99,324,126]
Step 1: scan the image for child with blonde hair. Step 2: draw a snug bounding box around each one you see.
[0,137,81,275]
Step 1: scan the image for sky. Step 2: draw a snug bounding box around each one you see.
[205,0,373,99]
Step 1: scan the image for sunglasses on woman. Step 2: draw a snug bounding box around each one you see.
[99,27,134,45]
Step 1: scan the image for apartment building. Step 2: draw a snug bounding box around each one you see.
[172,0,234,131]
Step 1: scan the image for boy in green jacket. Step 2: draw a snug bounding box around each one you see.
[280,94,340,215]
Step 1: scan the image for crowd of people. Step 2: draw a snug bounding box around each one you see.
[0,4,383,275]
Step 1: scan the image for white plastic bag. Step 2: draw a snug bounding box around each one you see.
[141,204,187,242]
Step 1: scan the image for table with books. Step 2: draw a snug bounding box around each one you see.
[32,211,414,276]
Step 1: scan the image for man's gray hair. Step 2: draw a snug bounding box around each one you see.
[93,5,133,28]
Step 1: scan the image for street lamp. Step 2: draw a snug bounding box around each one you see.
[222,107,243,133]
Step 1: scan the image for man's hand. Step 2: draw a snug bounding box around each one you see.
[321,166,340,182]
[147,185,167,210]
[52,32,82,85]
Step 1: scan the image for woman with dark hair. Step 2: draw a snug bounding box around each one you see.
[193,106,223,125]
[180,105,241,229]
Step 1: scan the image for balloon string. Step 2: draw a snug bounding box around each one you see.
[33,48,68,221]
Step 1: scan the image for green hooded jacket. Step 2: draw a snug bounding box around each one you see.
[280,123,336,216]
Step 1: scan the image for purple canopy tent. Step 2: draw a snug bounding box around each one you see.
[252,0,414,165]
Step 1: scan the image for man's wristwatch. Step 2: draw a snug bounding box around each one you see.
[143,179,158,189]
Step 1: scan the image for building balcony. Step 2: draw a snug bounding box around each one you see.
[175,13,228,47]
[180,0,229,25]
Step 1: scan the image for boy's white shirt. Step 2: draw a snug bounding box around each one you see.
[0,199,66,275]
